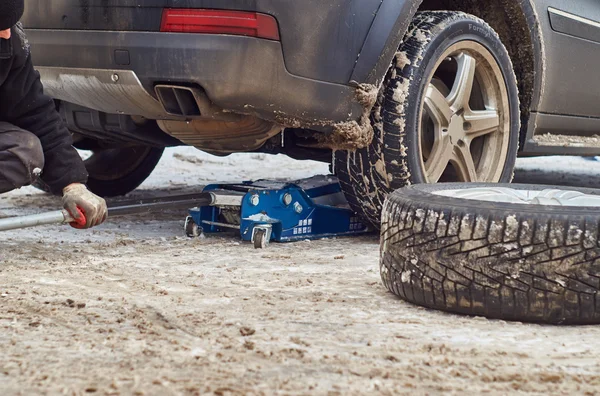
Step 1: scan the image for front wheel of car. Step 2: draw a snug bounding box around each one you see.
[335,11,521,229]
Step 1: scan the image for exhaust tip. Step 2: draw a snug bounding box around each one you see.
[155,85,202,117]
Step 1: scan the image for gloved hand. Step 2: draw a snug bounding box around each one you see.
[62,183,108,229]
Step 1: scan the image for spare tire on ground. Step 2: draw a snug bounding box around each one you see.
[380,183,600,324]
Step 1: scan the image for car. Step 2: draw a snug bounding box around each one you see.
[21,1,600,227]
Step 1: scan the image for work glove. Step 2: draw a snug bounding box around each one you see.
[62,183,108,229]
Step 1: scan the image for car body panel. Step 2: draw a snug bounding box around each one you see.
[532,0,600,118]
[22,0,383,85]
[518,0,600,154]
[351,0,422,85]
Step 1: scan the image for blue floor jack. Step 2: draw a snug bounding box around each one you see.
[184,176,370,248]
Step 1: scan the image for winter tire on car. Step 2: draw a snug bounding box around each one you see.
[84,146,164,197]
[381,183,600,324]
[32,146,164,197]
[336,11,520,229]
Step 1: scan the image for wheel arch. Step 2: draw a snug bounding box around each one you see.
[354,0,545,149]
[350,0,424,86]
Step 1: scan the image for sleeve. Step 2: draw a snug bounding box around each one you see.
[0,25,88,195]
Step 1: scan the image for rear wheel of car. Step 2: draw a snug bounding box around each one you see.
[335,11,520,229]
[83,146,164,197]
[381,183,600,324]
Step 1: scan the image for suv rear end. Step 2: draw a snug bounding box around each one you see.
[22,1,385,134]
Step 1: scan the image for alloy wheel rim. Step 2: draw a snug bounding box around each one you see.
[418,41,511,183]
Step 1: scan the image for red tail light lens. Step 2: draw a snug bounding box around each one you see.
[160,9,280,41]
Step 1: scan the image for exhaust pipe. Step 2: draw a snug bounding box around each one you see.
[154,85,282,154]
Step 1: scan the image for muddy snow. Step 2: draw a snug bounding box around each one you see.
[1,148,600,394]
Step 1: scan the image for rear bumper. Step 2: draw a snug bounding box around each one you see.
[27,29,363,126]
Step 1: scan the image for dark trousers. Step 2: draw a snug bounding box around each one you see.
[0,122,44,194]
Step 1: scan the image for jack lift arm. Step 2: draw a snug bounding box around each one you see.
[0,176,369,248]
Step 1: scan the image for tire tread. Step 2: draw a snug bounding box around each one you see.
[381,185,600,324]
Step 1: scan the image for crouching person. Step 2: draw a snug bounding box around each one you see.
[0,1,107,228]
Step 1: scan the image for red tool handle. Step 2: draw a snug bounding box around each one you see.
[68,207,87,229]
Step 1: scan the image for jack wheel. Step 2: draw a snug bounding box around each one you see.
[185,217,201,238]
[254,229,268,249]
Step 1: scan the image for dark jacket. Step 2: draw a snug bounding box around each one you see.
[0,24,88,195]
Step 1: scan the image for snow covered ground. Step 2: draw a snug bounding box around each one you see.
[1,148,600,394]
[137,147,331,189]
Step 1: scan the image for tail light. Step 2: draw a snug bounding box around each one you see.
[160,9,280,41]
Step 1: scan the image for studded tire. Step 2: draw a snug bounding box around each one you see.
[381,183,600,324]
[336,11,520,229]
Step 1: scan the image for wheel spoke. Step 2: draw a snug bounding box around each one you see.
[425,134,454,183]
[452,143,478,182]
[465,109,500,139]
[447,53,477,113]
[424,83,453,127]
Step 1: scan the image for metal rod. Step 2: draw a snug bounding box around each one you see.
[200,220,241,230]
[0,210,71,232]
[108,195,212,217]
[0,193,214,232]
[108,193,210,207]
